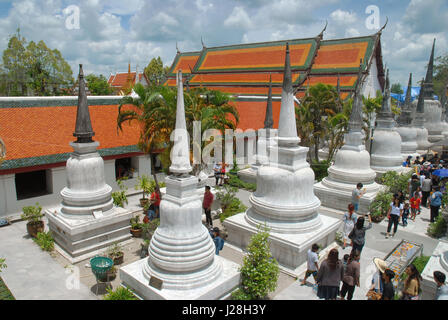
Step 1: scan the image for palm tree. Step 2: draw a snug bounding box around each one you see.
[117,83,176,186]
[117,83,239,179]
[296,83,340,161]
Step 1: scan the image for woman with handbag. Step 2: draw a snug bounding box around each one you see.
[342,204,357,249]
[348,215,372,256]
[366,258,388,300]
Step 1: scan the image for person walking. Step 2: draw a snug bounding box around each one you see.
[409,174,421,201]
[409,192,421,221]
[381,268,396,300]
[213,162,222,186]
[402,202,410,227]
[348,215,372,255]
[401,264,422,300]
[339,250,361,300]
[316,248,344,300]
[202,186,214,228]
[301,243,320,287]
[421,174,432,208]
[386,197,403,238]
[429,186,443,223]
[351,183,366,212]
[433,271,448,300]
[342,204,357,249]
[149,186,161,218]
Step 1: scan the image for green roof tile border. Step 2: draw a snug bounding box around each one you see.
[0,145,141,170]
[167,51,202,77]
[0,96,123,108]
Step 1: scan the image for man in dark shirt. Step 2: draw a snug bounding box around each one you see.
[381,269,395,300]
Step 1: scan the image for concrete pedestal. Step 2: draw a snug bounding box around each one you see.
[223,213,340,270]
[46,206,132,263]
[421,241,448,300]
[120,255,240,300]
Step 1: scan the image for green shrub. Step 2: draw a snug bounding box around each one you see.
[310,160,330,182]
[238,224,279,299]
[370,191,394,221]
[379,170,413,197]
[0,258,6,273]
[112,178,128,208]
[103,286,138,300]
[220,198,247,222]
[33,231,54,252]
[230,288,252,300]
[142,218,160,240]
[215,184,239,210]
[228,175,256,191]
[21,203,43,223]
[427,215,447,238]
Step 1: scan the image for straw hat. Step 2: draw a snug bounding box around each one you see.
[373,258,388,273]
[424,161,431,166]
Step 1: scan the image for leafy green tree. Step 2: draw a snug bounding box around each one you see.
[2,29,28,95]
[434,54,448,101]
[391,83,403,94]
[144,57,169,86]
[1,29,73,96]
[296,83,340,161]
[235,224,279,300]
[85,74,114,95]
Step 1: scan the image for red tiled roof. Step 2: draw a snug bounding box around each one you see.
[0,105,140,162]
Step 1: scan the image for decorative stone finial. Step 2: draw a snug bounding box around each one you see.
[378,69,393,118]
[416,78,425,114]
[264,74,274,129]
[397,73,413,126]
[169,70,192,175]
[73,64,95,143]
[348,60,364,132]
[423,38,436,99]
[277,42,300,146]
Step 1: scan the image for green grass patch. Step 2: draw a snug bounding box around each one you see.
[0,277,15,300]
[228,175,256,191]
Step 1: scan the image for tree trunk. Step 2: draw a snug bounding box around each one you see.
[150,152,159,189]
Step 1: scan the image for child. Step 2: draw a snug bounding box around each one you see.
[302,243,319,286]
[410,192,421,221]
[402,202,410,227]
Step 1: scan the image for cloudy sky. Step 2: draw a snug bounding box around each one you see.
[0,0,447,86]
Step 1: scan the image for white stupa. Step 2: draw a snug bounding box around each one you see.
[46,65,133,263]
[395,73,420,160]
[120,70,240,300]
[223,43,340,270]
[314,61,382,214]
[370,69,404,176]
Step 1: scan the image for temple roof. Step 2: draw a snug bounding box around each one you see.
[164,32,384,100]
[108,71,148,88]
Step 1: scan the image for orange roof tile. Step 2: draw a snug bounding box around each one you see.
[0,105,140,162]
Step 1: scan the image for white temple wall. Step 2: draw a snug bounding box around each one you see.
[0,154,151,219]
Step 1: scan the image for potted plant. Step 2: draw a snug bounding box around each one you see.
[21,203,44,238]
[107,242,124,265]
[106,266,117,281]
[130,216,143,238]
[135,175,153,207]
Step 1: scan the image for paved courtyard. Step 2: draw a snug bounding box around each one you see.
[0,181,444,300]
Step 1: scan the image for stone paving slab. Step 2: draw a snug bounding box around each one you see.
[0,220,97,300]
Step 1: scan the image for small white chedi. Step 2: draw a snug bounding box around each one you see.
[314,62,381,214]
[120,70,240,300]
[238,75,277,184]
[395,73,420,160]
[370,69,404,176]
[224,43,340,270]
[46,65,133,263]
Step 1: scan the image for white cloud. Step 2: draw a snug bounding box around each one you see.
[224,6,252,30]
[330,9,357,24]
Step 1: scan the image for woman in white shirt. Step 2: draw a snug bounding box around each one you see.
[386,197,403,238]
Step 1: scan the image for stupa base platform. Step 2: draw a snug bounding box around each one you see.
[46,206,133,263]
[119,256,240,300]
[420,241,448,300]
[237,168,258,184]
[313,181,383,215]
[223,212,340,270]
